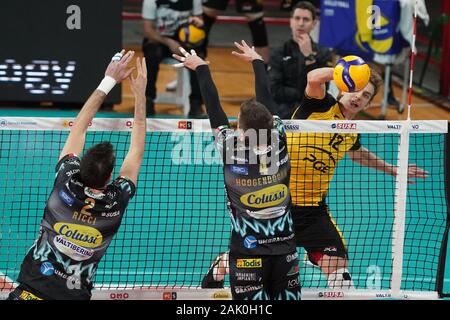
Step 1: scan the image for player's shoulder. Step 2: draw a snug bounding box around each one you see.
[215,125,234,139]
[292,93,336,119]
[110,176,136,198]
[55,153,81,174]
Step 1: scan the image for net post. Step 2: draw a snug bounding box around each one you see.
[390,122,411,297]
[436,121,450,297]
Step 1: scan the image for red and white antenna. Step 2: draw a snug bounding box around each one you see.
[407,0,419,120]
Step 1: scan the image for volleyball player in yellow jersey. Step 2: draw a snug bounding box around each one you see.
[288,67,428,288]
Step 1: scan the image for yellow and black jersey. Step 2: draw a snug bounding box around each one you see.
[287,93,361,206]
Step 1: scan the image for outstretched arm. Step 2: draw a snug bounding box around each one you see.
[59,50,135,159]
[173,47,229,129]
[304,67,334,100]
[348,147,429,184]
[119,58,148,185]
[232,40,278,116]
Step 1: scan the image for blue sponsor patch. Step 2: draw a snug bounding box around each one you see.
[59,189,74,206]
[244,236,258,249]
[231,165,248,176]
[40,262,55,276]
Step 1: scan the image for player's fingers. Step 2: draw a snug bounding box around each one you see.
[241,40,249,48]
[234,41,245,51]
[124,67,135,79]
[141,57,147,74]
[111,51,123,62]
[173,62,185,69]
[190,49,197,56]
[121,51,135,66]
[172,54,185,62]
[179,47,190,57]
[231,51,245,58]
[135,57,141,71]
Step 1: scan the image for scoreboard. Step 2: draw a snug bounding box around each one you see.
[0,0,122,104]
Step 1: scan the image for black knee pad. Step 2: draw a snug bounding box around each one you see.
[248,17,268,47]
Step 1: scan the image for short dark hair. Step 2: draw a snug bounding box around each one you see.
[80,142,116,189]
[368,68,383,101]
[292,1,317,20]
[238,99,274,132]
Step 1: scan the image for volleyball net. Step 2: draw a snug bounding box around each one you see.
[0,118,448,300]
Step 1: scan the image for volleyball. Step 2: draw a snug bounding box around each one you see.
[177,23,206,49]
[333,55,371,92]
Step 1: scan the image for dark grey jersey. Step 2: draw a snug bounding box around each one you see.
[17,154,135,300]
[216,117,296,256]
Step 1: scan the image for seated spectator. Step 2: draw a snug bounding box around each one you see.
[269,1,333,119]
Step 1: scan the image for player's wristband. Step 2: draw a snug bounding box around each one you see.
[97,76,117,95]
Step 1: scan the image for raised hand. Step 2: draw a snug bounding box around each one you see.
[172,47,208,70]
[105,50,136,83]
[231,40,263,63]
[188,16,204,28]
[295,34,313,57]
[130,57,147,98]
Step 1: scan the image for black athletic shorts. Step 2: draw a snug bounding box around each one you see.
[203,0,263,13]
[229,251,301,300]
[292,205,348,265]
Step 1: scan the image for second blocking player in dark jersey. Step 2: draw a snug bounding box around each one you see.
[173,42,300,300]
[8,52,148,300]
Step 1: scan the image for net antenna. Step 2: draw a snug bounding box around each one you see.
[407,0,419,120]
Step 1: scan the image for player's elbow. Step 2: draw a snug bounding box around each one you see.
[307,70,322,86]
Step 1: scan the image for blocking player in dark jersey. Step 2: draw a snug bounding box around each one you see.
[7,51,148,300]
[173,41,300,300]
[287,67,428,289]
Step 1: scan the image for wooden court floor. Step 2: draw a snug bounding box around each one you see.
[114,45,450,121]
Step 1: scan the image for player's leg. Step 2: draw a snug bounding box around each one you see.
[305,208,354,289]
[229,252,268,300]
[316,254,354,289]
[292,205,354,289]
[201,0,228,57]
[236,0,269,62]
[268,252,301,300]
[187,68,207,118]
[201,251,229,288]
[142,41,167,116]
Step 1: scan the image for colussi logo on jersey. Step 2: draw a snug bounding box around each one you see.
[236,259,262,268]
[53,222,103,248]
[240,184,288,208]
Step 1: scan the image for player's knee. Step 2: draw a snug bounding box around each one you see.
[326,268,354,289]
[307,251,324,265]
[247,17,268,48]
